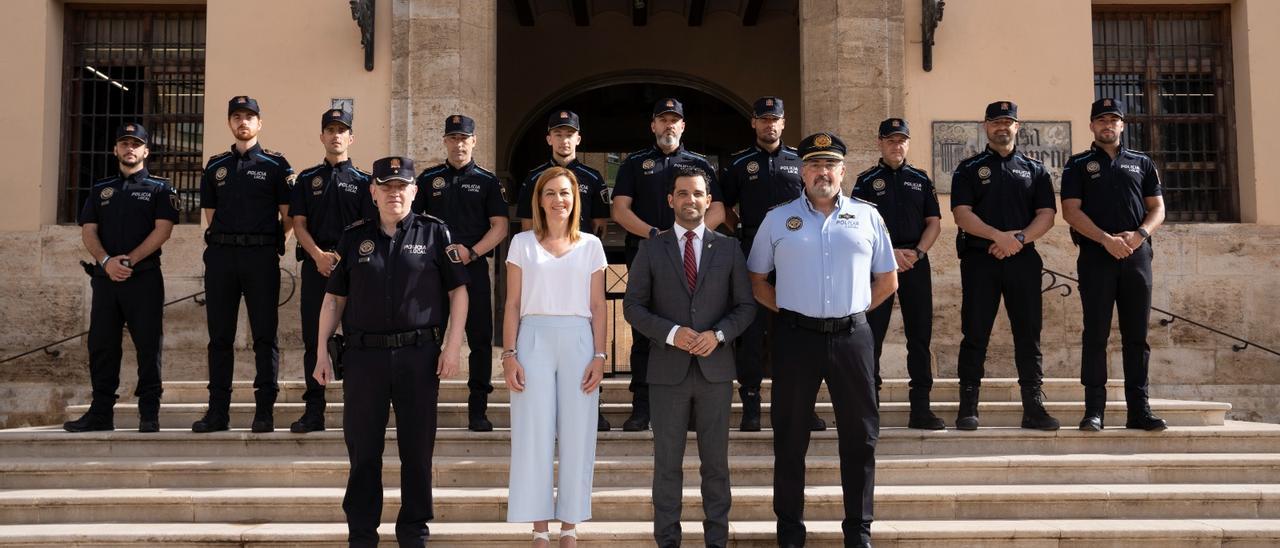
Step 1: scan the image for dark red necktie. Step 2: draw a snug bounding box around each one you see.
[683,230,697,292]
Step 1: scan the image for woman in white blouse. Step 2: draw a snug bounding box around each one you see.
[502,166,607,547]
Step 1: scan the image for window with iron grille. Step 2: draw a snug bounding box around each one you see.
[1092,6,1237,222]
[59,5,206,223]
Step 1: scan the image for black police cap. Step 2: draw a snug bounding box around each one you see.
[1091,98,1125,120]
[753,96,784,118]
[444,114,475,136]
[985,100,1018,121]
[228,95,261,117]
[115,122,149,145]
[878,118,910,138]
[653,98,684,119]
[547,110,580,132]
[372,156,416,184]
[798,132,847,162]
[322,108,353,131]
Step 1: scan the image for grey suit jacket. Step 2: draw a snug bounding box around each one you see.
[623,228,757,385]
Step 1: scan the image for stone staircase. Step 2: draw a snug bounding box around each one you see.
[2,377,1280,546]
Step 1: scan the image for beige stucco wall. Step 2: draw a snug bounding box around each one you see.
[202,0,394,181]
[0,0,64,231]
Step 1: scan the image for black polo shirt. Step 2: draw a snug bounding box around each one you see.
[326,214,469,333]
[516,157,610,232]
[612,145,721,237]
[951,147,1057,232]
[289,159,376,251]
[1061,144,1162,234]
[720,144,802,232]
[200,143,294,235]
[851,160,941,247]
[411,160,507,248]
[78,167,181,261]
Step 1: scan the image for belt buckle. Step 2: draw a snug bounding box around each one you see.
[821,319,835,333]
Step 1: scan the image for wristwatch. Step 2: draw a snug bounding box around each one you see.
[466,246,478,261]
[1014,232,1026,243]
[592,352,607,361]
[648,226,660,239]
[1136,227,1150,240]
[913,248,926,260]
[714,330,726,347]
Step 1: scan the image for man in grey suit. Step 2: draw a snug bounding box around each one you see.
[624,165,757,548]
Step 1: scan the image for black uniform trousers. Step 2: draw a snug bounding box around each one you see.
[87,266,165,418]
[624,243,650,404]
[772,312,878,547]
[866,255,934,400]
[458,257,493,396]
[956,246,1044,388]
[734,234,769,390]
[1077,241,1153,401]
[299,257,328,416]
[343,343,441,548]
[203,244,280,415]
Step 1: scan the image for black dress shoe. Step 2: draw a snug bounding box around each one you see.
[810,412,827,431]
[1079,415,1103,432]
[63,413,113,433]
[468,415,494,432]
[289,417,326,433]
[138,418,160,433]
[597,412,611,432]
[191,415,229,433]
[251,418,275,433]
[907,409,947,430]
[739,414,762,432]
[955,415,979,430]
[1126,413,1168,431]
[622,411,650,432]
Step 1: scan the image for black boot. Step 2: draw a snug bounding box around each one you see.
[290,403,326,434]
[468,392,493,432]
[623,395,650,432]
[251,392,275,433]
[192,409,229,433]
[1125,388,1167,431]
[64,400,114,433]
[739,387,762,432]
[137,397,160,433]
[907,391,946,430]
[810,411,827,431]
[597,408,611,432]
[1020,386,1060,431]
[1079,386,1106,432]
[956,384,980,430]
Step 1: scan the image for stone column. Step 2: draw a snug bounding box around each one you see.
[799,0,905,188]
[391,0,497,166]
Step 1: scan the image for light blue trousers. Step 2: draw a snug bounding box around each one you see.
[507,315,599,524]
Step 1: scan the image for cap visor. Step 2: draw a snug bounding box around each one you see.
[444,131,474,136]
[115,136,147,145]
[547,123,579,131]
[1091,112,1124,121]
[985,115,1018,122]
[754,113,784,119]
[375,176,414,184]
[654,110,683,118]
[880,130,909,138]
[802,151,845,162]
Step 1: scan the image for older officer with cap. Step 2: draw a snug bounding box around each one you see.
[749,132,897,548]
[314,156,469,548]
[412,114,509,432]
[65,123,179,433]
[951,100,1059,431]
[719,96,816,432]
[851,118,945,430]
[196,95,295,433]
[611,97,725,431]
[287,107,374,433]
[1062,98,1167,432]
[516,109,612,432]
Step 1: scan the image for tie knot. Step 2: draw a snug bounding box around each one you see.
[684,231,696,241]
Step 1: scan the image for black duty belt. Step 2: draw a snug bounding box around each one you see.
[354,328,441,349]
[206,232,275,247]
[780,309,865,334]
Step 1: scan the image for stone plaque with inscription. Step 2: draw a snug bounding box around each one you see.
[931,121,1072,193]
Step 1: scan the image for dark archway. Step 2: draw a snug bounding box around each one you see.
[505,71,753,196]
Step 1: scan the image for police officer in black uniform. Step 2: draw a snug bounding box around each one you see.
[65,123,179,433]
[610,98,724,431]
[748,133,898,548]
[951,101,1059,431]
[314,156,469,548]
[719,96,811,432]
[851,118,946,430]
[1062,98,1168,432]
[515,109,613,431]
[287,108,374,433]
[411,114,508,432]
[195,95,295,433]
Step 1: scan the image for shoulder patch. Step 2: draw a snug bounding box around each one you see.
[684,149,709,160]
[262,148,286,157]
[207,151,232,165]
[343,218,369,231]
[902,164,931,179]
[731,147,751,157]
[298,165,325,178]
[855,165,880,179]
[473,165,498,180]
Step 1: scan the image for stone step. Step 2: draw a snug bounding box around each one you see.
[69,398,1230,429]
[2,519,1279,547]
[148,378,1128,405]
[3,454,1278,490]
[4,422,1279,458]
[3,484,1279,524]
